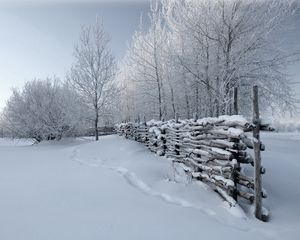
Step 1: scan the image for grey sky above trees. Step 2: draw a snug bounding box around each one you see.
[0,0,149,110]
[0,0,299,112]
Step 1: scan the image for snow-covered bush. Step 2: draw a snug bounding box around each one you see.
[272,119,300,132]
[2,78,85,142]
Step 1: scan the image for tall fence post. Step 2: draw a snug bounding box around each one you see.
[174,113,180,157]
[234,87,238,115]
[193,112,198,122]
[175,112,179,123]
[252,85,263,221]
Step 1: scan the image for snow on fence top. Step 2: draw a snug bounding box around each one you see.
[117,115,272,220]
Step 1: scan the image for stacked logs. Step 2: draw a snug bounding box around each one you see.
[117,115,270,207]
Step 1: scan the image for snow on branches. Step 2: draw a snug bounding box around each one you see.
[118,0,299,122]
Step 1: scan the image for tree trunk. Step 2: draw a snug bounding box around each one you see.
[205,43,213,117]
[195,83,199,117]
[215,98,220,117]
[185,93,190,119]
[170,87,176,119]
[157,79,163,120]
[95,110,99,141]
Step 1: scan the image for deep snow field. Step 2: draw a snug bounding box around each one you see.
[0,133,299,240]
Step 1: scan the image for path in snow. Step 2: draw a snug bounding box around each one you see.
[70,146,219,218]
[0,134,299,240]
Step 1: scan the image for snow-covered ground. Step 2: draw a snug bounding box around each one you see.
[0,133,299,240]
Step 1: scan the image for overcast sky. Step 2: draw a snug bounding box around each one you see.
[0,0,149,110]
[0,0,299,111]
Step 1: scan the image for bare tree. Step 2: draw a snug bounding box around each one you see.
[68,18,117,141]
[124,2,167,120]
[163,0,299,117]
[118,0,299,121]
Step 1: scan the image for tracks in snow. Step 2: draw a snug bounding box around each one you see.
[69,147,261,234]
[113,167,217,216]
[70,147,216,216]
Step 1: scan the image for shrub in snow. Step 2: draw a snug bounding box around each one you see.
[271,120,300,133]
[3,78,85,142]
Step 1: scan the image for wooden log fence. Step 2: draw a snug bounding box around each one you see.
[117,86,272,222]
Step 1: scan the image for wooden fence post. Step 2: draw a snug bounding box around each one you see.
[174,113,180,157]
[175,112,179,123]
[252,85,263,221]
[193,112,198,122]
[234,87,238,115]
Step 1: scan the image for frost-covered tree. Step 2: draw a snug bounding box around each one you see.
[124,3,168,120]
[3,78,84,142]
[67,18,117,141]
[0,114,6,138]
[118,0,299,121]
[163,0,298,116]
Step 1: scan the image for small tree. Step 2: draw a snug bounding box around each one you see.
[3,78,83,142]
[68,18,117,141]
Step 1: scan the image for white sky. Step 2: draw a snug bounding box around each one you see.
[0,0,299,112]
[0,0,149,110]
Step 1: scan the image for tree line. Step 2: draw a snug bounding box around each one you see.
[0,0,299,142]
[118,0,299,122]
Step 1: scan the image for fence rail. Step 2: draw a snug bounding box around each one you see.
[117,111,272,221]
